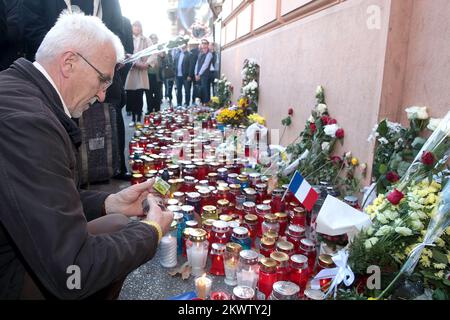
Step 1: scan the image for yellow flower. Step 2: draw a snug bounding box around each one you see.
[425,193,437,205]
[368,297,379,300]
[445,226,450,236]
[433,263,446,270]
[420,255,431,268]
[248,113,266,125]
[422,248,433,258]
[211,96,220,104]
[430,181,442,191]
[446,251,450,264]
[434,271,444,279]
[351,158,359,166]
[435,237,445,248]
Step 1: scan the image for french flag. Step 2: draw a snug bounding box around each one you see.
[287,171,319,211]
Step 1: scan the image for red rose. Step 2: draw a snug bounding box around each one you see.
[421,151,435,166]
[330,156,342,164]
[288,108,294,116]
[335,128,345,139]
[328,119,337,125]
[310,122,317,134]
[321,115,330,125]
[386,171,400,183]
[387,189,404,205]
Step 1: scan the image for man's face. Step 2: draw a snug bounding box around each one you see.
[201,41,209,52]
[68,43,116,118]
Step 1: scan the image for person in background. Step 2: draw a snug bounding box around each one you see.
[174,43,192,107]
[124,20,150,127]
[160,50,175,106]
[208,42,219,98]
[0,12,173,300]
[146,33,161,114]
[194,38,213,105]
[188,38,200,105]
[0,0,23,72]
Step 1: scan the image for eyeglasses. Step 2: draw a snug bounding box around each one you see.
[75,52,112,91]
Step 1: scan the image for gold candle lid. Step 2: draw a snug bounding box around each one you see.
[167,198,179,206]
[219,215,233,222]
[276,241,294,252]
[262,199,272,206]
[189,228,207,242]
[275,212,288,221]
[203,205,217,214]
[217,199,230,207]
[202,219,216,228]
[226,242,242,253]
[293,207,306,216]
[270,251,290,263]
[229,184,241,190]
[318,254,335,268]
[132,173,143,179]
[259,257,277,270]
[264,213,278,223]
[183,227,194,238]
[260,237,276,246]
[244,214,258,223]
[263,230,279,241]
[217,186,230,192]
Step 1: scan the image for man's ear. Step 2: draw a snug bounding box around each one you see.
[60,51,77,79]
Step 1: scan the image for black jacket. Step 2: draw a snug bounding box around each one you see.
[0,59,158,299]
[189,47,199,79]
[174,50,192,79]
[0,0,22,71]
[22,0,123,60]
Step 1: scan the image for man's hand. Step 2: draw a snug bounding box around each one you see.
[104,179,160,217]
[144,197,174,235]
[195,75,200,82]
[187,76,192,81]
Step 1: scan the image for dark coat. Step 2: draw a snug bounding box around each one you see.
[22,0,123,60]
[174,50,192,79]
[0,0,22,71]
[0,58,158,299]
[189,47,199,79]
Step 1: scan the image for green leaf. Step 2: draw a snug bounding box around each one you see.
[443,279,450,287]
[432,288,448,300]
[378,164,388,175]
[378,119,388,136]
[432,249,449,265]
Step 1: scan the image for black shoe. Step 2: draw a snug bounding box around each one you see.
[113,172,132,181]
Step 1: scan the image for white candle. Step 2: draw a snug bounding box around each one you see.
[195,274,212,300]
[187,241,208,276]
[160,235,177,268]
[224,256,238,286]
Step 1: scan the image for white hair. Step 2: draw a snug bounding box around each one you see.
[36,11,124,63]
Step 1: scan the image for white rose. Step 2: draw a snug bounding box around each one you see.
[378,137,389,145]
[317,103,328,115]
[375,225,394,237]
[409,220,424,231]
[226,81,231,86]
[345,151,352,159]
[308,115,315,123]
[324,124,339,137]
[316,85,324,96]
[385,210,399,221]
[364,237,379,249]
[405,106,429,120]
[366,226,375,236]
[376,213,389,224]
[427,118,441,132]
[321,142,330,151]
[395,227,413,236]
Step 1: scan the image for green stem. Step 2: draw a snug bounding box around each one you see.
[305,160,333,180]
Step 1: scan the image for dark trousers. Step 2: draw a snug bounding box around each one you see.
[192,80,200,104]
[20,214,130,300]
[126,89,144,123]
[200,75,210,104]
[176,76,192,107]
[113,105,127,174]
[146,74,160,113]
[164,79,174,102]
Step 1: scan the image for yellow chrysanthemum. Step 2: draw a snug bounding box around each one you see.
[434,271,444,279]
[445,226,450,236]
[433,263,446,270]
[435,237,446,248]
[211,96,220,104]
[248,113,265,125]
[420,256,431,268]
[351,158,359,166]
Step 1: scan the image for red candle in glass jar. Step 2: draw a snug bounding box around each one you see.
[275,212,288,236]
[244,214,258,248]
[289,254,309,296]
[270,252,290,282]
[211,291,230,300]
[217,199,231,216]
[180,176,197,193]
[211,221,230,245]
[209,243,226,276]
[290,206,306,227]
[316,254,335,292]
[258,258,278,299]
[255,183,268,204]
[131,173,145,185]
[255,204,271,238]
[270,189,285,213]
[195,161,208,181]
[259,237,275,258]
[199,188,214,208]
[298,238,317,273]
[286,224,306,251]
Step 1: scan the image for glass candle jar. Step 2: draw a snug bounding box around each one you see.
[186,192,201,215]
[269,281,300,300]
[270,251,290,282]
[237,174,249,191]
[181,205,195,222]
[202,218,216,246]
[276,241,295,257]
[173,212,185,256]
[255,183,268,204]
[186,220,199,229]
[271,188,285,213]
[217,199,231,216]
[286,224,306,251]
[131,173,145,185]
[259,237,276,258]
[263,230,279,243]
[181,176,197,193]
[344,195,360,209]
[217,167,228,182]
[243,214,258,248]
[298,238,317,274]
[207,172,218,186]
[184,164,197,178]
[211,220,230,245]
[182,227,193,258]
[173,191,185,205]
[227,174,239,186]
[236,250,259,290]
[243,201,256,217]
[256,204,272,238]
[199,188,213,208]
[275,212,288,236]
[209,243,226,276]
[243,188,257,204]
[224,243,242,286]
[248,172,261,188]
[202,205,218,222]
[262,214,280,236]
[234,194,246,220]
[230,227,251,250]
[290,206,306,227]
[289,254,309,296]
[195,161,208,180]
[258,257,278,299]
[210,291,230,300]
[232,286,255,300]
[186,229,208,276]
[317,254,336,293]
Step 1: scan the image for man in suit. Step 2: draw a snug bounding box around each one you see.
[194,38,213,105]
[188,38,200,105]
[174,43,192,107]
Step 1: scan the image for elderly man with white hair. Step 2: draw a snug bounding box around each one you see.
[0,12,173,300]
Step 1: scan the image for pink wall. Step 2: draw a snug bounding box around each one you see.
[221,0,392,180]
